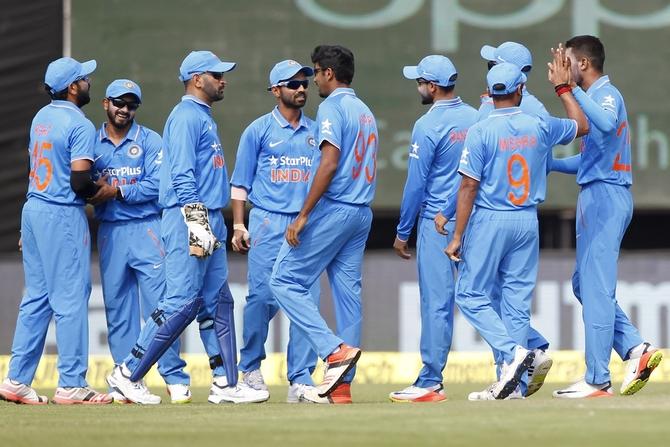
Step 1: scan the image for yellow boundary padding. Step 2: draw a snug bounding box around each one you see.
[0,351,667,388]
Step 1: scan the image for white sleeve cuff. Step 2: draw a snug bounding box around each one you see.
[231,186,248,201]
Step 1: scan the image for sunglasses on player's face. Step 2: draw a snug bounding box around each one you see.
[206,71,225,80]
[109,97,140,111]
[276,79,310,90]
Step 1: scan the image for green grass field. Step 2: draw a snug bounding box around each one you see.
[1,383,668,447]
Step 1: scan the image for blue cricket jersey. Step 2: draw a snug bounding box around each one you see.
[27,100,96,205]
[93,122,162,222]
[159,95,230,210]
[231,107,317,214]
[459,107,577,210]
[572,76,632,186]
[316,88,378,206]
[478,87,549,121]
[396,98,477,240]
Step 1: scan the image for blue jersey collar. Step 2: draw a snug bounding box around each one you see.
[50,100,85,116]
[428,97,463,112]
[99,121,140,144]
[271,106,308,130]
[587,75,611,94]
[489,106,523,117]
[182,94,211,108]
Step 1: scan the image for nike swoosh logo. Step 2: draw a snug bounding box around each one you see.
[153,264,162,269]
[269,140,284,148]
[94,154,104,162]
[554,390,578,394]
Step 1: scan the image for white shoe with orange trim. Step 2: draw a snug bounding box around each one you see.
[553,378,613,399]
[52,386,112,405]
[620,342,663,396]
[389,384,446,403]
[0,378,48,405]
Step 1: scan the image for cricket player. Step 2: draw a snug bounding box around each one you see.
[468,41,554,397]
[107,51,268,404]
[270,45,377,403]
[231,60,321,402]
[551,36,662,398]
[389,55,477,403]
[445,60,588,400]
[0,57,111,405]
[90,79,190,404]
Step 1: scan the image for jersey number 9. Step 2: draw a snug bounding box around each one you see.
[507,153,530,206]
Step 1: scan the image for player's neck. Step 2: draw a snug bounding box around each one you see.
[579,70,604,91]
[433,90,455,102]
[277,104,302,129]
[105,122,131,146]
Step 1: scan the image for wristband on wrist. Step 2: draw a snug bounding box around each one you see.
[233,223,247,232]
[554,83,572,97]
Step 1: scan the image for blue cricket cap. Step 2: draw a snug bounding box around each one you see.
[480,42,533,72]
[44,57,97,94]
[403,55,458,87]
[178,51,236,82]
[268,60,313,88]
[487,62,527,96]
[106,79,142,103]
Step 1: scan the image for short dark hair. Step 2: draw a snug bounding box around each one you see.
[565,35,605,72]
[45,84,68,100]
[311,45,354,85]
[437,85,455,94]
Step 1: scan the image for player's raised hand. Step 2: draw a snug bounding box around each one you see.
[445,237,462,262]
[393,236,411,260]
[548,43,572,87]
[286,214,308,247]
[434,211,449,235]
[231,224,250,253]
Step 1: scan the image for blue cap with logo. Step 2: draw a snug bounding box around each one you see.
[178,51,236,82]
[403,55,458,87]
[487,62,527,96]
[480,42,532,72]
[268,60,313,88]
[44,57,97,94]
[106,79,142,103]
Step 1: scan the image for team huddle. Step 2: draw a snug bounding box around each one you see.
[0,37,663,406]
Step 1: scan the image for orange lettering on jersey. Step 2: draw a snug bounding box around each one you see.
[612,153,631,172]
[212,154,224,169]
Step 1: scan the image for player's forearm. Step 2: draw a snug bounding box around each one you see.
[396,184,424,241]
[231,198,246,226]
[452,177,479,240]
[551,154,581,175]
[572,87,616,133]
[299,157,337,219]
[557,91,589,137]
[119,179,158,204]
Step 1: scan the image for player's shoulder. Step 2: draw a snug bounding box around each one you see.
[137,124,162,145]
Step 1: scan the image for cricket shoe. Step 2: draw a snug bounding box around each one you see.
[288,382,328,404]
[553,378,613,399]
[106,364,161,405]
[620,342,663,396]
[208,376,269,404]
[317,344,361,397]
[52,386,112,405]
[109,391,131,404]
[389,384,446,403]
[468,384,524,401]
[526,349,553,397]
[242,369,268,392]
[491,346,535,399]
[0,378,48,405]
[298,383,352,404]
[167,383,192,404]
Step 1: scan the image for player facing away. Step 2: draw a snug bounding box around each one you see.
[107,51,268,404]
[470,41,554,397]
[389,55,477,403]
[89,79,190,404]
[230,60,322,403]
[270,45,378,403]
[445,61,588,400]
[550,36,662,398]
[0,57,111,405]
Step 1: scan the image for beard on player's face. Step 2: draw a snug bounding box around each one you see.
[280,89,306,109]
[106,104,133,129]
[75,85,90,107]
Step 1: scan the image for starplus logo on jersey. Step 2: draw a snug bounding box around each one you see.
[98,166,142,177]
[269,155,312,183]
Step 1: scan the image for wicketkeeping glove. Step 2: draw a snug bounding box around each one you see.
[181,203,219,257]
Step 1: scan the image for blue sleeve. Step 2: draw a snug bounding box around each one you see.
[396,123,435,240]
[551,154,581,175]
[165,111,201,205]
[120,130,161,204]
[69,119,95,162]
[477,98,493,122]
[458,126,485,181]
[573,87,617,133]
[545,117,578,147]
[230,122,260,191]
[316,101,343,150]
